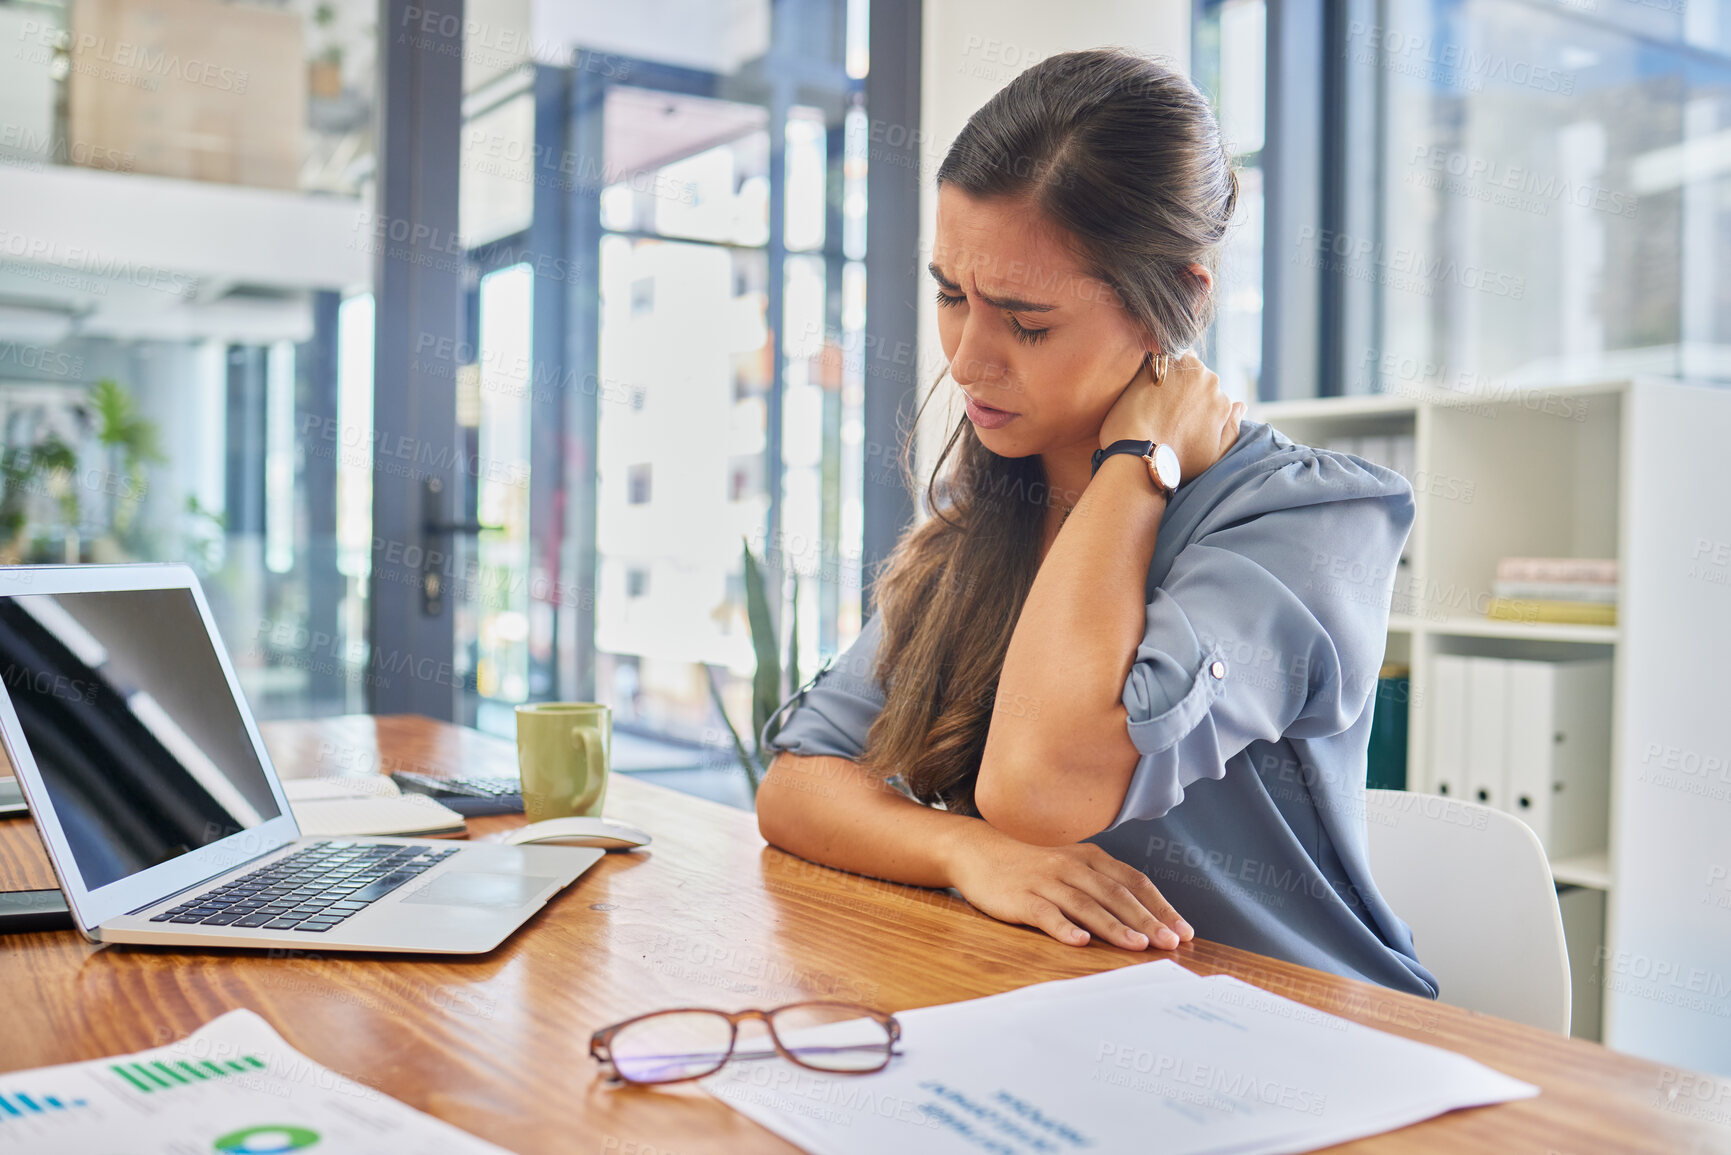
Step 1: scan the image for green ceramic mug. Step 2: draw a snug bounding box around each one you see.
[516,702,611,823]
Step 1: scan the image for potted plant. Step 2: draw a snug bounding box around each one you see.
[707,539,802,798]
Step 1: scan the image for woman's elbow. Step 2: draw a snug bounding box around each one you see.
[754,753,801,847]
[974,751,1125,846]
[755,751,856,851]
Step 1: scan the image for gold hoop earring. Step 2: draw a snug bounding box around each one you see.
[1150,352,1170,382]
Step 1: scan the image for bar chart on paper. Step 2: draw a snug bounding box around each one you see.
[0,1010,509,1153]
[0,1049,279,1144]
[0,1082,106,1147]
[0,1089,91,1119]
[108,1053,267,1095]
[0,1058,286,1148]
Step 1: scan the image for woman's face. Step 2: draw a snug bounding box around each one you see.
[930,183,1152,460]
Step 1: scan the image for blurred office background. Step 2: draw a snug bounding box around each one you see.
[0,0,885,800]
[0,0,1727,803]
[1,0,1729,1080]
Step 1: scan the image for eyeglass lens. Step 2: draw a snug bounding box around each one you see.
[610,1011,736,1083]
[769,1004,892,1073]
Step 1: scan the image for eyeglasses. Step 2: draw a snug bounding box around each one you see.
[590,1001,902,1086]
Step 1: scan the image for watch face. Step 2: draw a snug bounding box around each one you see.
[1150,443,1181,491]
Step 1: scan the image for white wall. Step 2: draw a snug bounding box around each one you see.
[914,0,1192,485]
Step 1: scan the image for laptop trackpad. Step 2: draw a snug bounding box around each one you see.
[400,872,558,910]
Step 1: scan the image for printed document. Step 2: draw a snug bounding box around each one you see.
[0,1008,506,1154]
[706,960,1537,1155]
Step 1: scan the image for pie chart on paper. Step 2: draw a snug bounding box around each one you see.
[213,1124,323,1153]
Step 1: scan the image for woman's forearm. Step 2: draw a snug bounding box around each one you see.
[975,453,1167,844]
[757,750,1195,952]
[756,750,986,889]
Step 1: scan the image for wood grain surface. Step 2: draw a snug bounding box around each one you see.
[0,714,1726,1154]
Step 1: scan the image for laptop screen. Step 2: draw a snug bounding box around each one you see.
[0,587,281,891]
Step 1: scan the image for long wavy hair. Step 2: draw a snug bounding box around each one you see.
[864,49,1239,815]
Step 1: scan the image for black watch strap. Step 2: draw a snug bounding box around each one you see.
[1091,439,1155,477]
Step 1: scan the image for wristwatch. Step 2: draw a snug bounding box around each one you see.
[1091,439,1181,497]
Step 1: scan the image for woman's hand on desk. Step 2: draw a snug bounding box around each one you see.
[945,823,1194,952]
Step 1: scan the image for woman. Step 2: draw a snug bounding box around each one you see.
[755,48,1436,997]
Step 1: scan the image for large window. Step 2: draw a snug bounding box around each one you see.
[1195,2,1731,398]
[0,0,896,807]
[0,0,379,719]
[1195,0,1267,404]
[590,86,868,754]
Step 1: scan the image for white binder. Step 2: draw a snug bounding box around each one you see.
[1503,657,1613,858]
[1464,656,1508,809]
[1429,654,1468,798]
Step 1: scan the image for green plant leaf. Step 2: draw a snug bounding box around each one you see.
[742,538,781,745]
[92,379,165,469]
[32,434,77,474]
[771,573,799,750]
[704,664,761,796]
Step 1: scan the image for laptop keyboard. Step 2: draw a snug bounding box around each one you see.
[149,840,461,933]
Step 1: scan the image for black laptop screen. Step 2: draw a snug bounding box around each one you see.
[0,588,281,890]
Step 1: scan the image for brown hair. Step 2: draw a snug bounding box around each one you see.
[864,48,1238,814]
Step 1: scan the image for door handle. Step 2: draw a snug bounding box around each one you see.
[420,476,502,616]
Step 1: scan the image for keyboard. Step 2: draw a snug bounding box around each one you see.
[149,841,461,933]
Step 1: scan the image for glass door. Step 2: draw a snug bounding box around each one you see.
[437,5,870,786]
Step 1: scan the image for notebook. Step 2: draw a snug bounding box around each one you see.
[281,777,467,837]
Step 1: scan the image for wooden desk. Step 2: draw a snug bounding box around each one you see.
[1,714,1727,1154]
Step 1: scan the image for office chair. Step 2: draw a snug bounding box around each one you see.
[1362,789,1572,1035]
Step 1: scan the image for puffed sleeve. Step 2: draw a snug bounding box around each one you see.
[759,612,886,761]
[1108,451,1414,828]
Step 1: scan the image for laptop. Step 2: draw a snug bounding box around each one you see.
[0,563,604,953]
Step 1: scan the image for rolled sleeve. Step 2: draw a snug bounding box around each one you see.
[760,613,886,761]
[1108,451,1415,830]
[1123,634,1230,759]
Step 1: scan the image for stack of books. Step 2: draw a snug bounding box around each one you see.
[1366,661,1410,792]
[1486,557,1617,626]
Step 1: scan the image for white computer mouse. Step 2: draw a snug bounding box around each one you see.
[501,816,652,851]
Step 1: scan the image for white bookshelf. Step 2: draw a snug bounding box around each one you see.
[1256,376,1731,1075]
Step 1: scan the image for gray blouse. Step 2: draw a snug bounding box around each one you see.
[762,419,1438,998]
